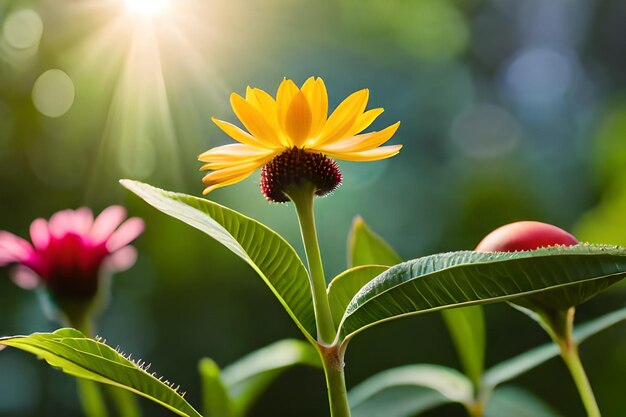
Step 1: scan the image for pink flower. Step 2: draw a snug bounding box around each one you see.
[0,206,144,300]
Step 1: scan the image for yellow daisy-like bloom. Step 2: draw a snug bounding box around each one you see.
[199,77,401,199]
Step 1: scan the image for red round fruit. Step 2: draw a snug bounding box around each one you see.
[476,221,578,252]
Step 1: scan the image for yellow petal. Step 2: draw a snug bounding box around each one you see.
[301,77,328,137]
[323,144,403,162]
[202,173,254,195]
[231,93,283,147]
[347,108,384,137]
[284,91,312,147]
[198,143,275,169]
[199,143,269,161]
[252,88,291,147]
[201,162,261,195]
[314,89,369,147]
[276,79,299,144]
[314,122,400,154]
[200,155,273,171]
[212,118,267,148]
[246,87,277,117]
[245,86,258,106]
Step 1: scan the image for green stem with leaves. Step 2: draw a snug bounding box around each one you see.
[61,298,141,417]
[539,307,600,417]
[61,305,108,417]
[288,184,351,417]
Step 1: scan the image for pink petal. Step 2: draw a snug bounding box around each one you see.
[0,232,34,266]
[29,218,50,251]
[89,206,127,243]
[48,209,74,238]
[74,207,94,235]
[10,265,40,290]
[104,246,138,272]
[106,217,144,252]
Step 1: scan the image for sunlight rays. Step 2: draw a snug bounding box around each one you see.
[123,0,170,18]
[44,0,223,197]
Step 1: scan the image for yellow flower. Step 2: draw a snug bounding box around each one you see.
[199,77,401,198]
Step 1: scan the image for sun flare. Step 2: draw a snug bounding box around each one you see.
[124,0,169,17]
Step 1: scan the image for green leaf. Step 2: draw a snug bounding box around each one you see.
[327,265,389,327]
[348,216,486,388]
[121,180,316,341]
[483,305,626,389]
[339,245,626,341]
[198,359,235,417]
[351,386,451,417]
[347,308,626,417]
[485,386,563,417]
[441,306,485,388]
[220,339,321,416]
[0,329,202,417]
[349,364,473,417]
[348,215,402,268]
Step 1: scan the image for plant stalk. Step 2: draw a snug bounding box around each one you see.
[539,307,601,417]
[289,184,351,416]
[70,318,108,417]
[69,308,141,417]
[288,184,337,345]
[561,344,600,417]
[321,346,351,417]
[466,400,484,417]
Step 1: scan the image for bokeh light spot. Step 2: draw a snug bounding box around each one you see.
[2,9,44,50]
[502,47,573,105]
[395,0,469,62]
[451,104,520,159]
[31,69,75,118]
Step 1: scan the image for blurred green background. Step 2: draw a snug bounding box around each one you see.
[1,0,626,416]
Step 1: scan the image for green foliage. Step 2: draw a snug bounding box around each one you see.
[221,339,321,416]
[348,215,402,268]
[483,305,626,389]
[349,364,473,413]
[347,306,626,416]
[350,385,451,417]
[77,379,108,417]
[441,306,485,388]
[198,359,235,417]
[120,180,316,342]
[327,265,389,328]
[198,339,321,417]
[339,245,626,341]
[348,216,486,388]
[484,386,562,417]
[106,386,142,417]
[0,329,202,417]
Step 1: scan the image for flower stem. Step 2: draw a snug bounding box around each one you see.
[71,319,108,417]
[538,307,601,417]
[77,379,108,417]
[288,184,351,416]
[466,400,484,417]
[321,348,351,417]
[287,184,336,345]
[561,344,600,417]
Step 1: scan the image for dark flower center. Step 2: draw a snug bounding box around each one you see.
[260,147,342,203]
